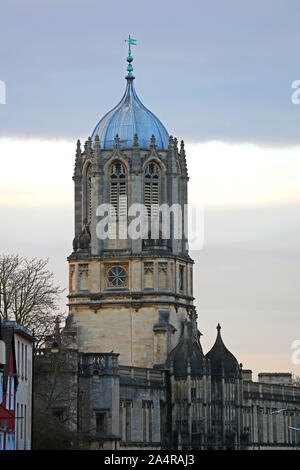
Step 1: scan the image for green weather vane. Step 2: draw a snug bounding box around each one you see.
[125,34,137,74]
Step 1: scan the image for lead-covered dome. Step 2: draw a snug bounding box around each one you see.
[166,321,205,377]
[205,324,239,378]
[91,75,169,150]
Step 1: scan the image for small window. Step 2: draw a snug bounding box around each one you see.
[6,433,10,450]
[179,266,184,291]
[21,343,24,378]
[17,341,20,377]
[10,377,14,410]
[10,433,15,450]
[21,404,23,439]
[24,405,27,448]
[125,402,132,441]
[191,387,196,400]
[96,412,106,434]
[6,376,10,409]
[25,345,28,380]
[16,403,19,443]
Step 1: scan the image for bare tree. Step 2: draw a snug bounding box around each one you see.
[0,254,64,347]
[33,347,80,449]
[34,349,78,422]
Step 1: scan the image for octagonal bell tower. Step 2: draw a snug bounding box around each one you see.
[67,43,198,368]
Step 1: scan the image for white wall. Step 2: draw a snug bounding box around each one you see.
[15,331,33,450]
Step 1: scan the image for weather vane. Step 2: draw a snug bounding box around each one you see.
[124,34,137,74]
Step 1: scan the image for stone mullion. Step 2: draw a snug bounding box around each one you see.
[131,168,143,254]
[181,176,188,254]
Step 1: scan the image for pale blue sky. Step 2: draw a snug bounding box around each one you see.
[1,0,300,143]
[0,0,300,378]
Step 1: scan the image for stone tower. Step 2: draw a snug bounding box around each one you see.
[33,44,300,451]
[67,52,197,369]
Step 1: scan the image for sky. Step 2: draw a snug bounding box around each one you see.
[0,0,300,379]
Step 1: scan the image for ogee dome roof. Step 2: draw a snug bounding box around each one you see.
[166,321,205,377]
[91,75,169,150]
[205,324,239,377]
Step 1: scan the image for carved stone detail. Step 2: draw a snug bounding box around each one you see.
[79,263,88,275]
[158,262,167,274]
[144,262,154,274]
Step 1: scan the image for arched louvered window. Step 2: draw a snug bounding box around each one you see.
[86,164,92,224]
[144,162,160,217]
[110,161,127,217]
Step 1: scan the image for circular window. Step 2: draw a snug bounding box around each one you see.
[107,266,127,287]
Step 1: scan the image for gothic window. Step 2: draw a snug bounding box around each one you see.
[125,401,132,441]
[95,412,106,434]
[179,265,184,291]
[259,408,264,443]
[144,162,160,217]
[142,401,153,443]
[109,161,127,217]
[119,400,133,442]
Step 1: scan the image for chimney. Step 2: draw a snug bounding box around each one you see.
[242,369,252,381]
